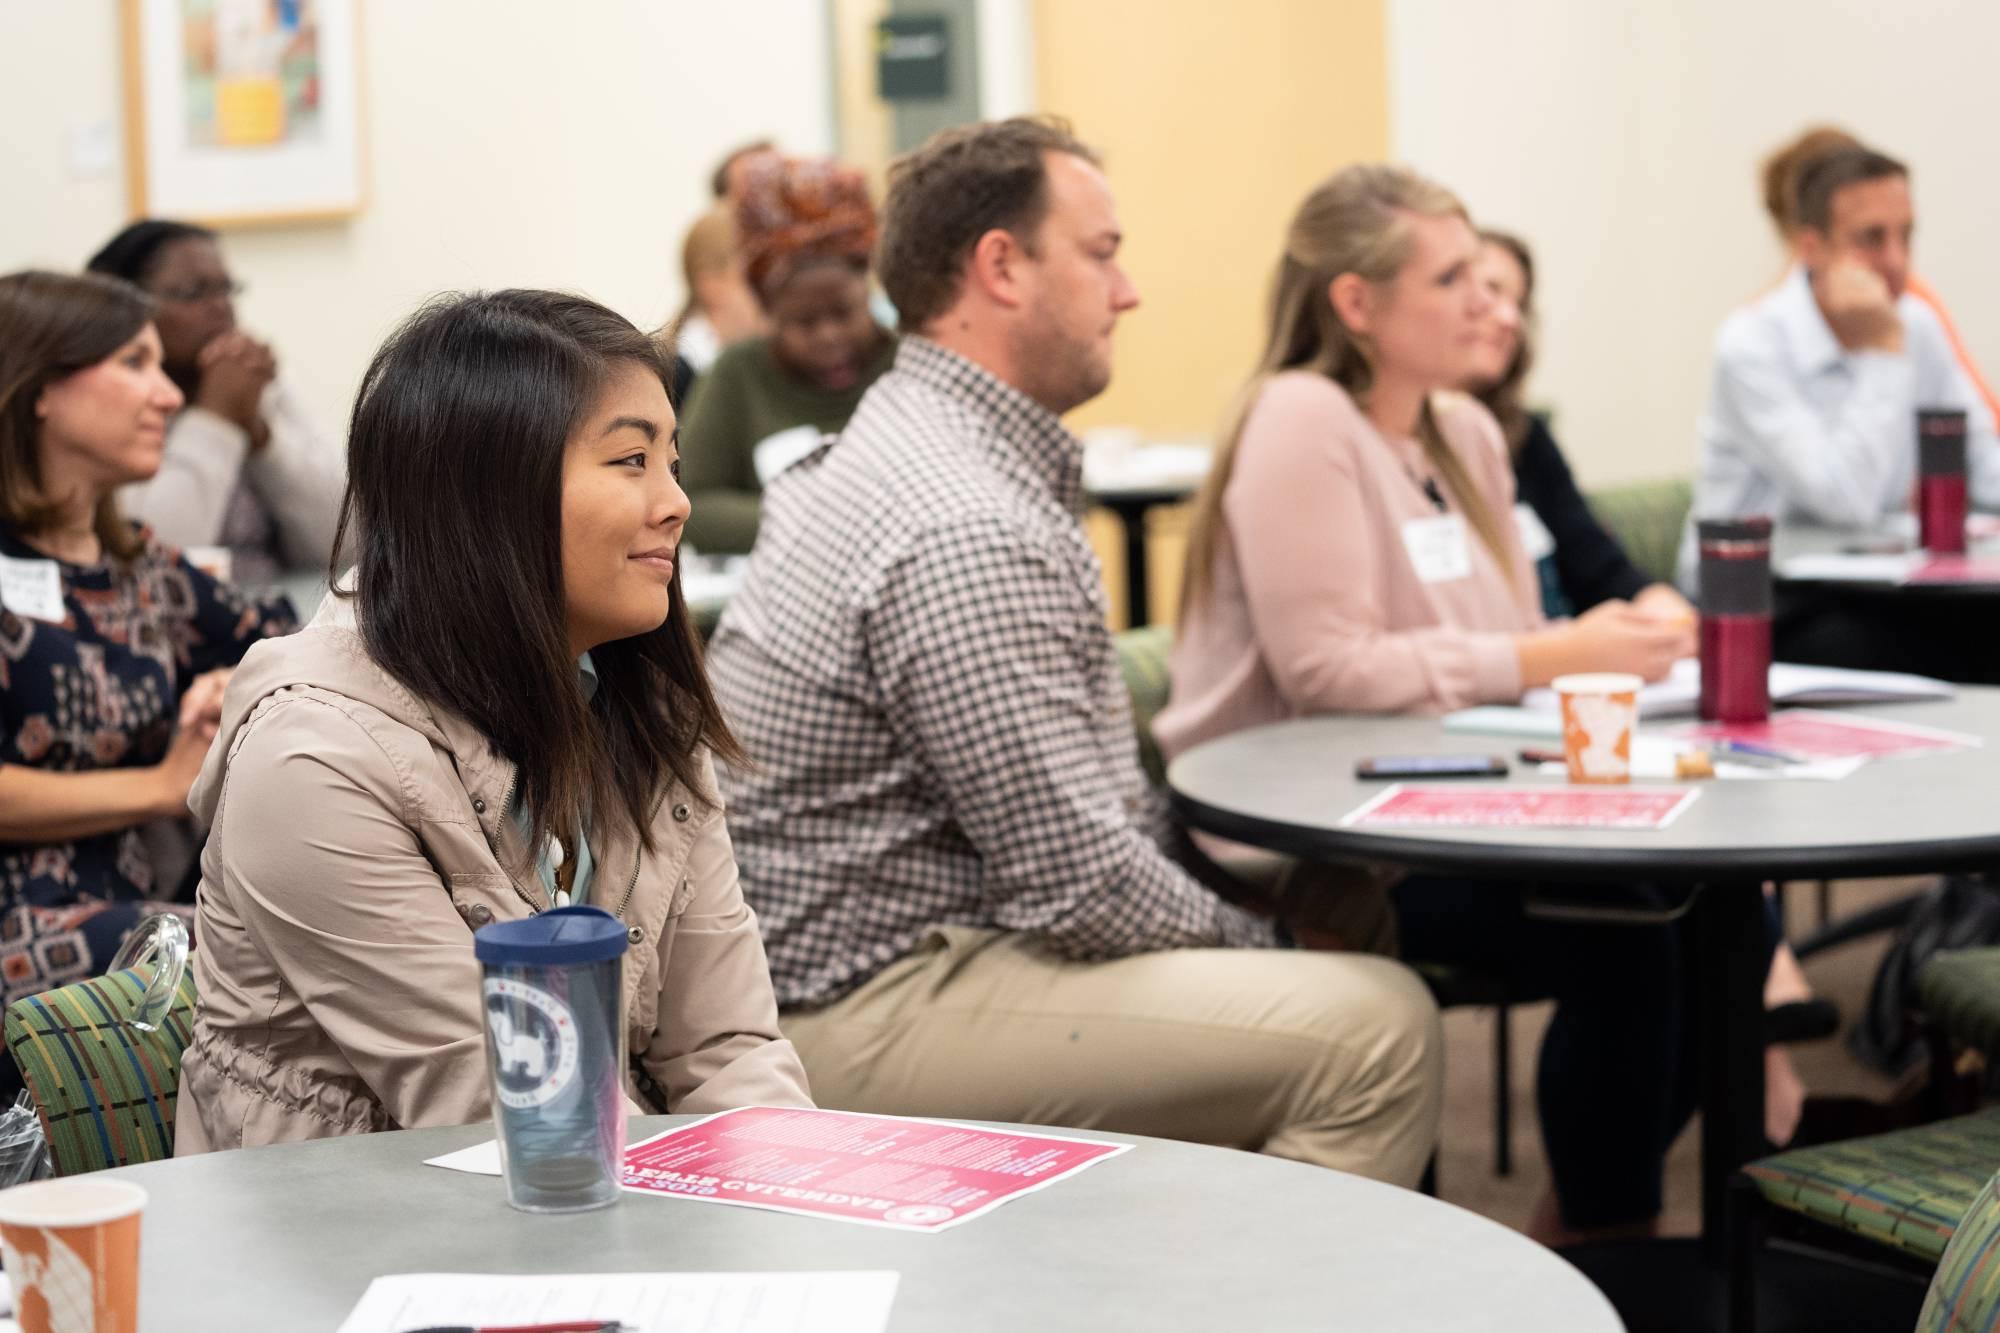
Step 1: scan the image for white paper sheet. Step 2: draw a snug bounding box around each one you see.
[1509,659,1953,721]
[1531,736,1866,782]
[1776,552,1919,584]
[336,1271,899,1333]
[423,1139,503,1175]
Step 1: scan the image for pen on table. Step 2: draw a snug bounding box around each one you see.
[1709,740,1803,768]
[400,1322,626,1333]
[1517,747,1565,765]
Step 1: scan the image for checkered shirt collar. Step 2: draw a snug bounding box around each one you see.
[892,336,1088,514]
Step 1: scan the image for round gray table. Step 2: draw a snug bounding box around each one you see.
[1771,522,2000,683]
[1087,483,1197,629]
[105,1116,1621,1332]
[1168,691,2000,1250]
[1774,521,2000,596]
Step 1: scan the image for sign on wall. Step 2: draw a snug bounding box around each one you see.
[876,14,950,101]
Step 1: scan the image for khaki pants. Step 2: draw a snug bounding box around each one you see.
[781,926,1442,1188]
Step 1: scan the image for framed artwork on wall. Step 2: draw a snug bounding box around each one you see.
[120,0,365,227]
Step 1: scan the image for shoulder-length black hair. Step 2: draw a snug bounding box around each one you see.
[333,289,741,857]
[85,219,217,286]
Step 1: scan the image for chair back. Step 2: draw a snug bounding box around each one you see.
[1585,477,1694,587]
[3,961,199,1176]
[1114,624,1174,786]
[1920,1167,2000,1332]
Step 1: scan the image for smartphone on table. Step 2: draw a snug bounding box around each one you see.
[1354,754,1509,780]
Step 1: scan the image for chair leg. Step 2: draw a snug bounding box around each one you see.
[1817,879,1834,929]
[1727,1173,1764,1333]
[1493,999,1513,1178]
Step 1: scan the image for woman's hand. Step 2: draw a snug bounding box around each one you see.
[151,669,232,818]
[177,669,232,735]
[148,722,216,819]
[1565,600,1691,682]
[1519,599,1692,688]
[1632,581,1696,625]
[195,333,277,444]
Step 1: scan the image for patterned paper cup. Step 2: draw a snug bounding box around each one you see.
[0,1176,145,1333]
[1553,673,1643,785]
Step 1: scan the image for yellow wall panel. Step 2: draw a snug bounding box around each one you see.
[1034,0,1390,442]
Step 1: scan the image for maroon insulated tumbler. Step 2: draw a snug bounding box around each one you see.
[1697,517,1773,723]
[1918,408,1969,555]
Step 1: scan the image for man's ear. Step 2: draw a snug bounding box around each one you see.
[964,228,1029,312]
[1328,273,1373,337]
[1794,228,1830,274]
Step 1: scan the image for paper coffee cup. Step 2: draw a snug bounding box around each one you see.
[1553,672,1643,785]
[0,1177,145,1333]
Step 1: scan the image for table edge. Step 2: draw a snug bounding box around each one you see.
[1169,787,2000,884]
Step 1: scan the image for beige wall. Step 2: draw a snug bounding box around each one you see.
[1034,0,1390,443]
[1034,0,1388,624]
[1,1,835,438]
[1390,0,2000,489]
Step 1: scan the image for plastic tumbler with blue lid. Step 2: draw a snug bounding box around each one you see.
[473,905,629,1213]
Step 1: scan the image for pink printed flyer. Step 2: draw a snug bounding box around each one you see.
[618,1106,1132,1232]
[1341,784,1700,830]
[1673,711,1978,762]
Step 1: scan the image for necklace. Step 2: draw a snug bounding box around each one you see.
[548,832,578,907]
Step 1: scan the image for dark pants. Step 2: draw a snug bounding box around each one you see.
[1395,876,1772,1230]
[1776,584,2000,684]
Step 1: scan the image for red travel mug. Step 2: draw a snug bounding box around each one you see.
[1918,408,1969,555]
[1697,516,1772,723]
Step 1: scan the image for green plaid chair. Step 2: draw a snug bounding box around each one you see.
[1920,1168,2000,1332]
[1114,624,1174,786]
[1729,1108,2000,1330]
[1584,476,1693,587]
[1744,1110,2000,1261]
[1922,948,2000,1068]
[3,966,199,1175]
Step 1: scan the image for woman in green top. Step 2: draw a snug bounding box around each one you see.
[679,157,895,553]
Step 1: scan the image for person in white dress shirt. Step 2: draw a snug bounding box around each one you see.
[1682,146,2000,587]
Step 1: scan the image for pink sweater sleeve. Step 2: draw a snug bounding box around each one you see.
[1224,376,1525,714]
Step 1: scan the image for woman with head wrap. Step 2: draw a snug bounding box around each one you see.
[678,157,895,554]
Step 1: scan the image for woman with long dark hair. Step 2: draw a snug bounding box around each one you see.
[0,270,295,1020]
[176,289,812,1152]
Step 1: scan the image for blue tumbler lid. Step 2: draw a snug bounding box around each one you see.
[474,905,629,967]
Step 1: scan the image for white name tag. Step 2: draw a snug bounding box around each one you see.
[0,554,66,623]
[751,425,827,487]
[1514,502,1557,562]
[1400,513,1473,584]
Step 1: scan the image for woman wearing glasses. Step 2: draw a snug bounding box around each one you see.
[86,221,342,591]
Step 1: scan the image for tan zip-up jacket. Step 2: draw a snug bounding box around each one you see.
[175,601,811,1154]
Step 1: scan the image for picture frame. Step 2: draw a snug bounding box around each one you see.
[119,0,365,227]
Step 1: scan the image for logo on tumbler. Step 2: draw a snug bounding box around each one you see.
[483,977,581,1109]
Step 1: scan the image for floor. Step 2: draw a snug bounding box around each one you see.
[1431,876,1914,1237]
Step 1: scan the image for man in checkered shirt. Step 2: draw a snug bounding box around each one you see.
[707,118,1440,1186]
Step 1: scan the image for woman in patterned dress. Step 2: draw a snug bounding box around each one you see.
[0,270,296,1026]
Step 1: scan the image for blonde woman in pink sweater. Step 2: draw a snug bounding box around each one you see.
[1155,165,1724,1248]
